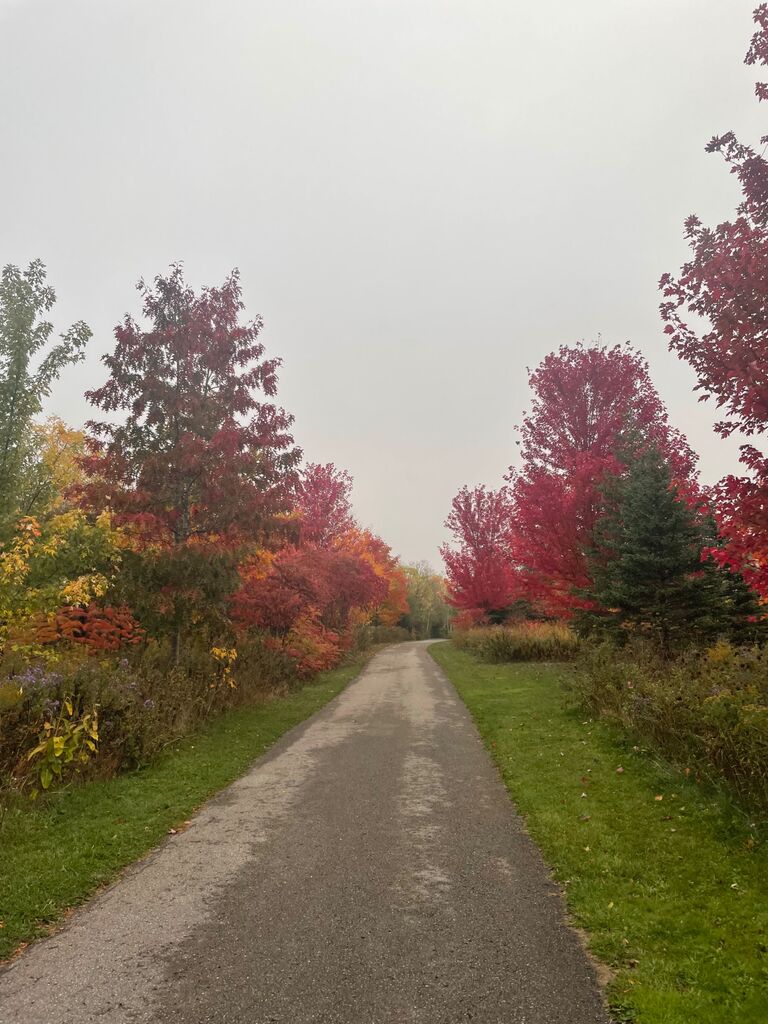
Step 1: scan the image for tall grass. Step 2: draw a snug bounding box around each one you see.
[452,622,580,662]
[570,640,768,814]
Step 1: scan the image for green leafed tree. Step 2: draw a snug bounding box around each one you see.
[0,261,90,535]
[580,447,763,654]
[402,561,450,638]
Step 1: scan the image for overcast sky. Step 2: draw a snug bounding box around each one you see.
[1,0,763,565]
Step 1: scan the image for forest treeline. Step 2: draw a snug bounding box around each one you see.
[0,263,447,798]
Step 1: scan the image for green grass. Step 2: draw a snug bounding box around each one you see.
[431,643,768,1024]
[0,655,365,960]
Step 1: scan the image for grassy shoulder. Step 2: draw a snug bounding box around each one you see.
[430,642,768,1024]
[0,653,368,961]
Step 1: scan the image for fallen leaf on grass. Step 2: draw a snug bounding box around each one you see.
[654,795,664,801]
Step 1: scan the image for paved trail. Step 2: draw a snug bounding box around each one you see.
[0,642,610,1024]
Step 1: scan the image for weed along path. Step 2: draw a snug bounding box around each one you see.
[0,642,609,1024]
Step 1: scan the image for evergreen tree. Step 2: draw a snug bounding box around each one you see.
[702,549,766,646]
[582,448,728,654]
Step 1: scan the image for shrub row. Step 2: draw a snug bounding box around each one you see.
[452,622,580,662]
[0,628,375,800]
[453,625,768,814]
[569,640,768,814]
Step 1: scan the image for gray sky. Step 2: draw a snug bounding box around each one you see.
[1,0,763,565]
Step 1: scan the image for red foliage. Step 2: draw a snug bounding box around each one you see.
[516,343,696,479]
[509,463,599,616]
[282,613,342,677]
[295,463,354,546]
[451,608,491,630]
[231,543,388,638]
[660,6,768,595]
[509,344,697,616]
[440,485,520,619]
[18,265,410,679]
[231,529,404,675]
[335,527,409,625]
[321,547,389,628]
[80,266,300,545]
[378,563,409,626]
[230,556,309,636]
[21,605,144,653]
[708,470,768,596]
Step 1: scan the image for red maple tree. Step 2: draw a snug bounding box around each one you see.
[295,462,354,546]
[231,544,387,636]
[508,344,697,615]
[80,266,301,655]
[440,485,520,622]
[660,5,768,596]
[82,265,301,545]
[333,527,409,626]
[515,343,696,479]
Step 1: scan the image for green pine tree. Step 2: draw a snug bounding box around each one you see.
[701,553,767,646]
[582,448,732,655]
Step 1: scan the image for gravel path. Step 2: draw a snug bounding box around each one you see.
[0,641,610,1024]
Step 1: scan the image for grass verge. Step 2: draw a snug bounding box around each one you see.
[0,653,368,961]
[430,643,768,1024]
